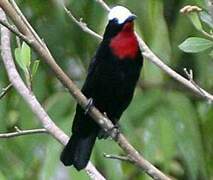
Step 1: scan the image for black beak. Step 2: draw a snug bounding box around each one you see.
[126,14,137,22]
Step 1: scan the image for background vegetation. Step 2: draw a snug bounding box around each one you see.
[0,0,212,179]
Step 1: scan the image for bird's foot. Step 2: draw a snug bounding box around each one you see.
[98,123,120,140]
[110,124,120,140]
[84,98,94,114]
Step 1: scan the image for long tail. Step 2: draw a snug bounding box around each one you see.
[60,132,97,170]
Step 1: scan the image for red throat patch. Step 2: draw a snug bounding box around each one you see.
[109,22,138,60]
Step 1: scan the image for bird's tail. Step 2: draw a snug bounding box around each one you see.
[60,132,97,170]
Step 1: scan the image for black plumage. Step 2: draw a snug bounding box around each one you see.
[61,16,143,170]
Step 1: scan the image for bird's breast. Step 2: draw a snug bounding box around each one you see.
[109,32,139,60]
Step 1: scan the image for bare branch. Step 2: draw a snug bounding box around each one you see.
[0,19,30,42]
[136,36,213,103]
[0,127,47,138]
[0,9,106,180]
[0,83,12,99]
[183,68,210,102]
[63,6,102,41]
[95,0,110,11]
[10,0,46,49]
[103,153,134,163]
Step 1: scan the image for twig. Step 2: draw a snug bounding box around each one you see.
[10,0,46,49]
[0,9,105,180]
[183,68,209,101]
[63,6,102,41]
[0,83,12,99]
[136,36,212,103]
[95,0,110,11]
[103,153,134,163]
[0,2,170,180]
[200,29,213,40]
[0,19,30,42]
[0,127,47,138]
[68,0,213,103]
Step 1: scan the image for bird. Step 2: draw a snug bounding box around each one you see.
[60,5,143,170]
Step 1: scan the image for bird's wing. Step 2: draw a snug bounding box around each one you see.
[87,56,98,77]
[81,44,107,97]
[81,56,99,98]
[86,42,107,77]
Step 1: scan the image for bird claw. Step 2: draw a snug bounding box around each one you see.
[108,125,120,140]
[84,98,94,114]
[98,123,120,140]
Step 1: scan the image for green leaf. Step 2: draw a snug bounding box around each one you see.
[21,42,31,69]
[14,42,31,73]
[31,60,40,78]
[199,11,213,29]
[188,12,203,31]
[14,47,27,72]
[179,37,213,53]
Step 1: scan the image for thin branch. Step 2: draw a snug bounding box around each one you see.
[0,127,47,138]
[0,9,105,180]
[136,36,212,103]
[63,6,102,41]
[183,68,209,102]
[103,153,134,163]
[0,2,170,180]
[10,0,46,49]
[95,0,110,11]
[0,19,30,42]
[200,29,213,40]
[0,83,12,99]
[69,0,213,103]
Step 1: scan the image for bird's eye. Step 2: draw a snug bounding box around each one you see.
[112,18,119,23]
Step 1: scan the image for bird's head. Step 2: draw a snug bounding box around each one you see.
[108,6,136,25]
[103,6,137,39]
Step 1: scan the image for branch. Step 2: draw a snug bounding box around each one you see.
[0,9,105,180]
[137,36,213,103]
[0,2,170,180]
[0,127,47,138]
[95,0,110,11]
[103,153,134,163]
[0,83,12,99]
[63,6,102,41]
[9,0,47,49]
[0,19,30,42]
[183,68,208,101]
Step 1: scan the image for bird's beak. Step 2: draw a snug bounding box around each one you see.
[126,14,137,22]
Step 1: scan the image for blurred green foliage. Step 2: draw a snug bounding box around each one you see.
[0,0,212,180]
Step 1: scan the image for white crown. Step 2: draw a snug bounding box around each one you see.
[108,6,133,24]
